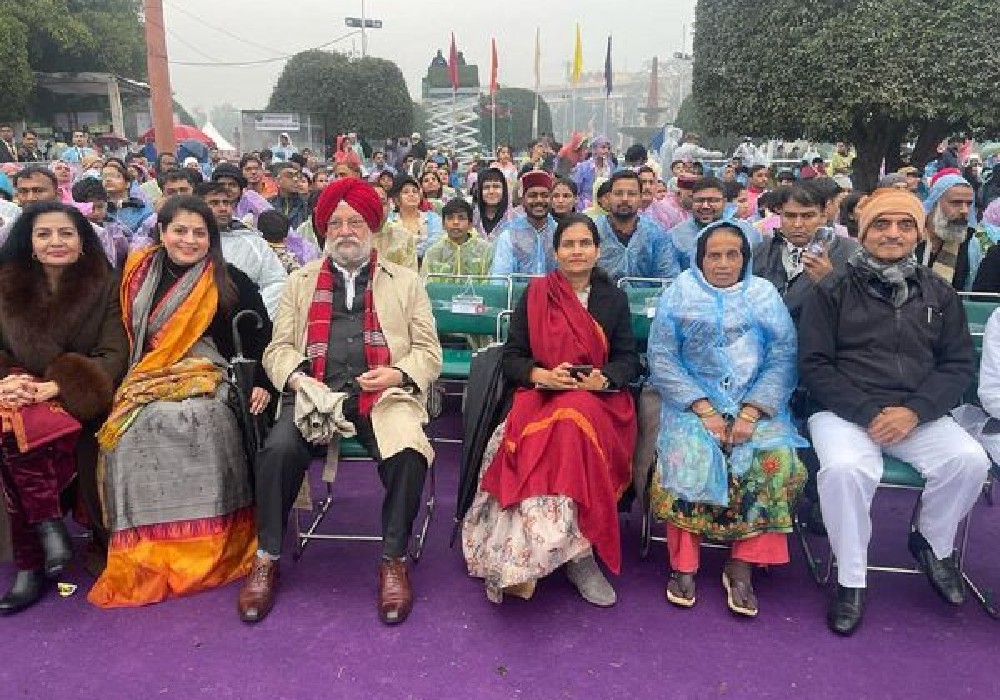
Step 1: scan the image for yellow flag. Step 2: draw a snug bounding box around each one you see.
[571,24,583,84]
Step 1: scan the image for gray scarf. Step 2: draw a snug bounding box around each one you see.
[848,247,917,308]
[129,249,211,367]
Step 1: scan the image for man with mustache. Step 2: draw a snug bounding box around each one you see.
[490,171,559,276]
[800,189,988,635]
[239,177,442,627]
[915,173,979,289]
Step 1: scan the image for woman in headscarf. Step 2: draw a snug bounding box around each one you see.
[0,202,128,614]
[89,195,273,608]
[976,198,1000,250]
[463,213,639,607]
[471,167,511,241]
[648,220,806,617]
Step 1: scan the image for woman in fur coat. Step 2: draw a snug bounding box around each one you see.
[0,201,128,614]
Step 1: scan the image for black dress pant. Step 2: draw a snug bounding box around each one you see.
[254,394,427,558]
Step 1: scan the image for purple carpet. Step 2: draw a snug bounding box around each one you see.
[2,399,998,699]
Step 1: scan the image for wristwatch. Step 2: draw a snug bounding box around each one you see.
[287,371,307,391]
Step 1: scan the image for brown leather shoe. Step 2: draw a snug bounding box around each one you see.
[378,558,413,625]
[238,556,279,624]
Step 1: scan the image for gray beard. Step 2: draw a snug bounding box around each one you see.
[931,206,967,244]
[325,237,373,269]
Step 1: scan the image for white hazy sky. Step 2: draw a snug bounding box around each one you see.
[162,0,696,112]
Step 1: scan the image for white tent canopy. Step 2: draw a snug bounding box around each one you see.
[201,121,235,152]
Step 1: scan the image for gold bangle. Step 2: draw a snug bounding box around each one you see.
[694,407,717,418]
[738,411,759,423]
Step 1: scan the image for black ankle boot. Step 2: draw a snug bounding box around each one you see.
[0,570,47,615]
[36,519,73,578]
[827,585,865,636]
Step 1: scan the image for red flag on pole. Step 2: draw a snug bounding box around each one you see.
[490,38,499,96]
[448,33,459,90]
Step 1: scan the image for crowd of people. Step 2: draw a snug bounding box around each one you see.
[0,122,997,638]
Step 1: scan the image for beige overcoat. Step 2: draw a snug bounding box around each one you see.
[263,257,442,466]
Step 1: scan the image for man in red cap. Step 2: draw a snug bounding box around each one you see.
[238,177,442,626]
[489,170,558,276]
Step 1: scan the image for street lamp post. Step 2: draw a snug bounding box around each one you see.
[345,7,383,58]
[361,0,367,57]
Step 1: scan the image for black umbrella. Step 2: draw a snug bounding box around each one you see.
[229,309,264,478]
[451,343,514,546]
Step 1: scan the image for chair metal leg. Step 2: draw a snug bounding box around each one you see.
[640,488,652,560]
[793,514,833,585]
[293,484,335,562]
[953,498,1000,618]
[408,461,436,563]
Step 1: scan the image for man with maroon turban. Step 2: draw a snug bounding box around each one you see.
[238,177,442,626]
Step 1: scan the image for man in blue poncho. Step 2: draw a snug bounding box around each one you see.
[668,176,761,270]
[490,171,558,277]
[594,170,679,283]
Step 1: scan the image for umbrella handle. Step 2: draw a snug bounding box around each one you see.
[232,309,263,359]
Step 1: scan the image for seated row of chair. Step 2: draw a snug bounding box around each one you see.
[0,181,995,640]
[458,190,998,638]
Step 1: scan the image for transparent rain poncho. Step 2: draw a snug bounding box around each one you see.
[648,233,807,506]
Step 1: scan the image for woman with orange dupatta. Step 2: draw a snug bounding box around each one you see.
[89,195,273,608]
[463,213,639,606]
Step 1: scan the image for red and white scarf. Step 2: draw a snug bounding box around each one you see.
[305,254,390,415]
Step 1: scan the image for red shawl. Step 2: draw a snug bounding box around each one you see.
[305,254,390,415]
[480,271,636,573]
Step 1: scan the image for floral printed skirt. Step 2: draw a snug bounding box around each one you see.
[462,423,591,603]
[651,447,806,541]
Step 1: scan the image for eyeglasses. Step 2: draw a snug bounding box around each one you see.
[326,217,367,232]
[692,196,724,205]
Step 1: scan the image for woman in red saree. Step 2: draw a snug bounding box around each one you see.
[463,213,639,606]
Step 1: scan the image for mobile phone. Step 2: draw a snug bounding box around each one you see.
[807,226,835,256]
[568,364,593,380]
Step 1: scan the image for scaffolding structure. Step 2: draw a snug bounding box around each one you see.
[424,87,482,162]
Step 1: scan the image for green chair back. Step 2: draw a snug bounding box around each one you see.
[426,277,510,337]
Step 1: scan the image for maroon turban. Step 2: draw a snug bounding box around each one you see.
[520,170,554,193]
[312,176,384,235]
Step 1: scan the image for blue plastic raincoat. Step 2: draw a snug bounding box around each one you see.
[648,221,806,506]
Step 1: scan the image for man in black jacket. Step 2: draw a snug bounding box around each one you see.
[754,183,859,534]
[799,188,989,637]
[753,183,858,324]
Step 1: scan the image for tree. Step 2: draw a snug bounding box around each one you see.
[267,50,413,141]
[210,103,241,141]
[692,0,1000,190]
[0,0,148,119]
[477,88,552,151]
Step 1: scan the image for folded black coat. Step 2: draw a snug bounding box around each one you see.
[452,343,513,546]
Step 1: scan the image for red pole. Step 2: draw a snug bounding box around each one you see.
[144,0,176,156]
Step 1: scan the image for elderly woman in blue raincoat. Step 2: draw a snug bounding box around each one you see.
[648,220,806,617]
